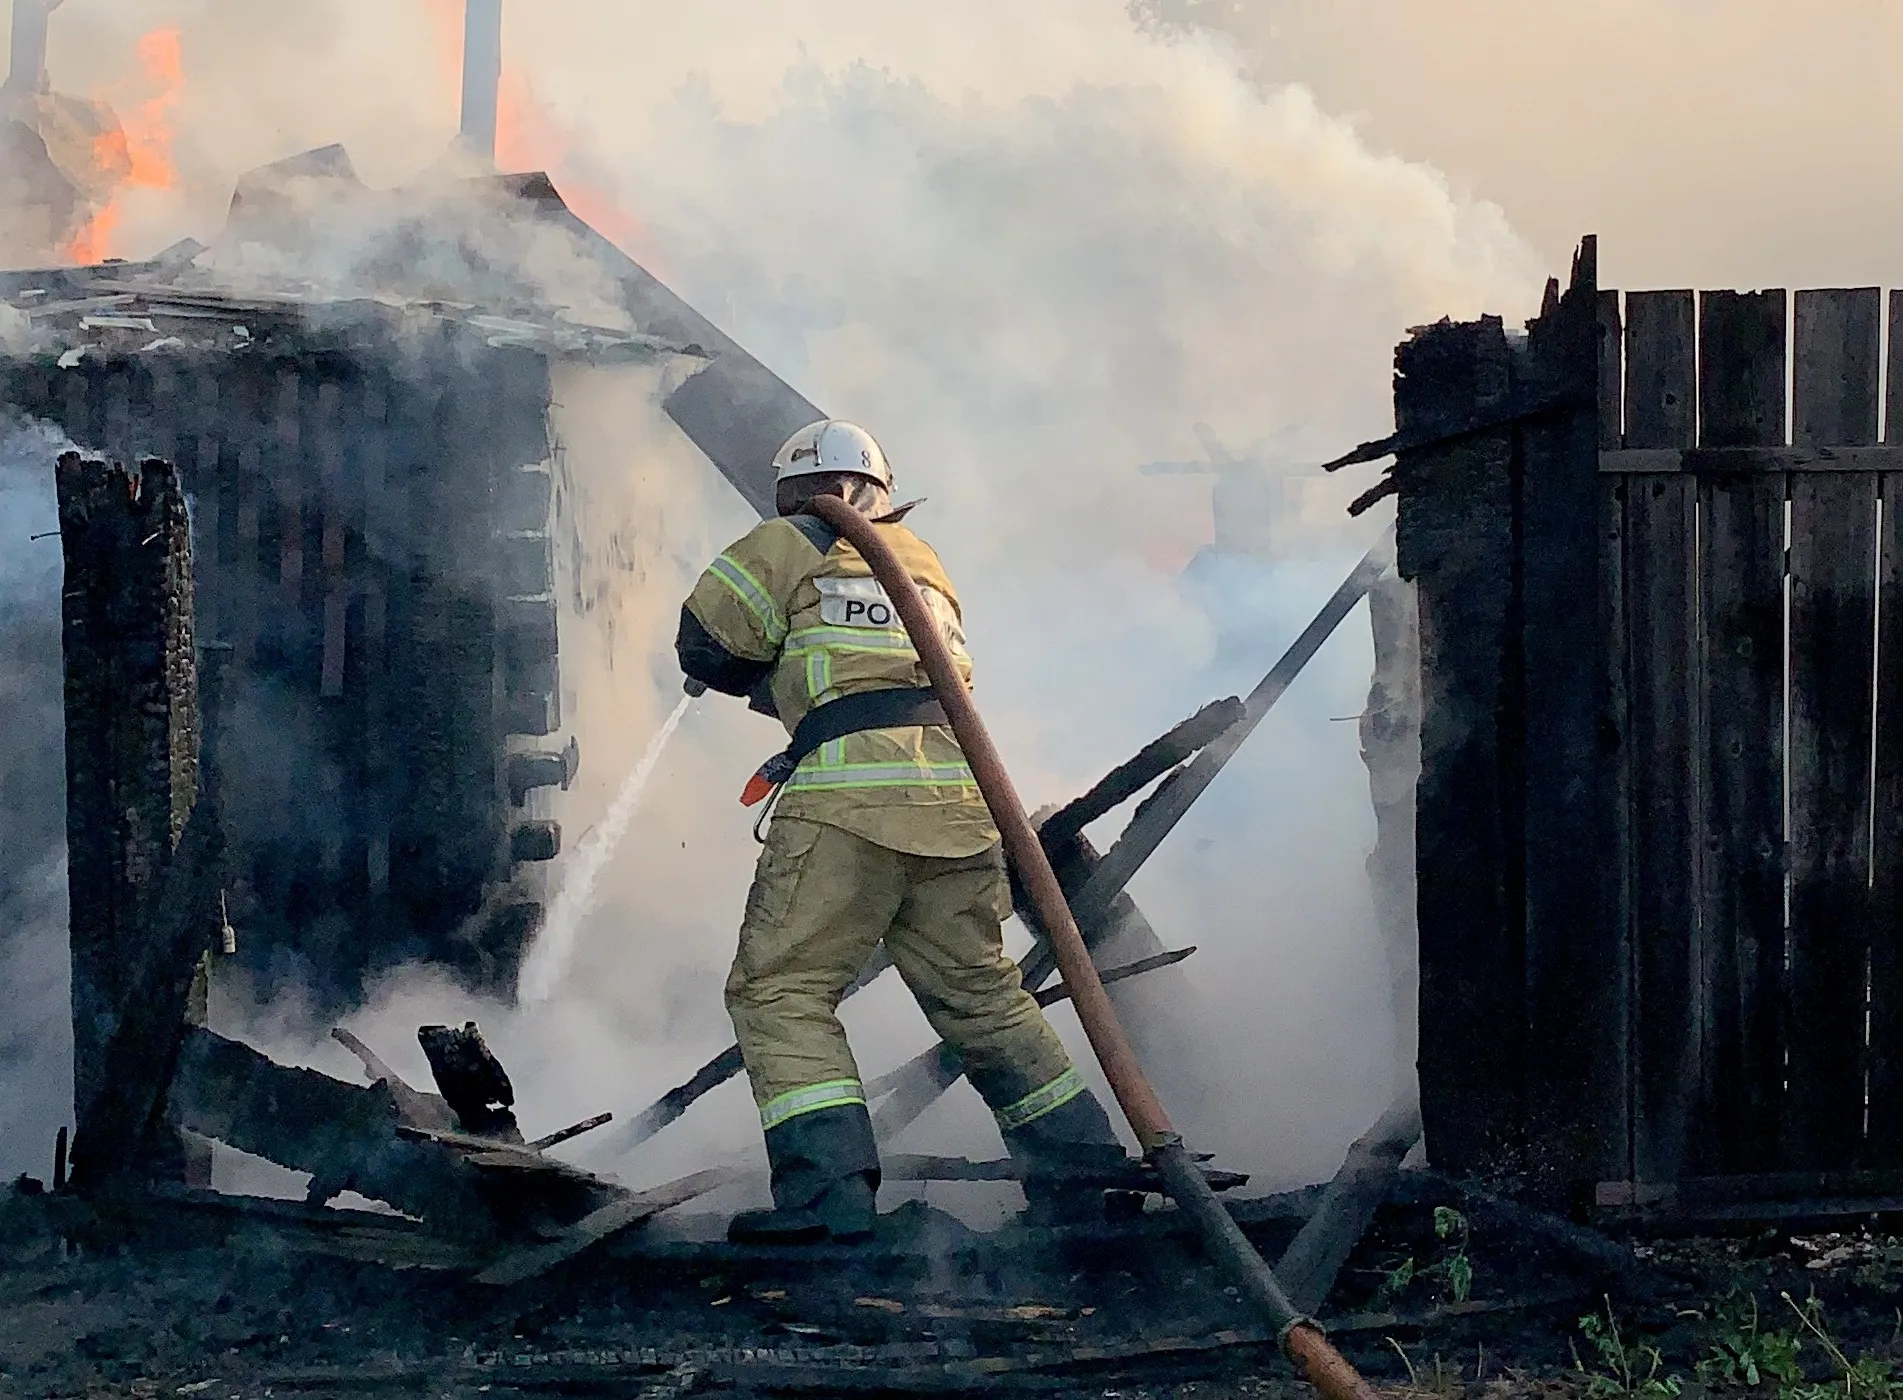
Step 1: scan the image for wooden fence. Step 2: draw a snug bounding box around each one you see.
[1395,238,1903,1206]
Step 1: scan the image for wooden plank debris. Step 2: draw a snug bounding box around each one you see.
[474,1167,740,1287]
[1033,697,1243,849]
[1273,1096,1423,1314]
[329,1027,455,1132]
[171,1027,495,1227]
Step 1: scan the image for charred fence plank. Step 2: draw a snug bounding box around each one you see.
[1786,288,1882,1170]
[1873,301,1903,1166]
[1622,472,1700,1184]
[1520,239,1620,1197]
[1615,290,1703,1186]
[1695,468,1786,1173]
[1398,313,1523,1176]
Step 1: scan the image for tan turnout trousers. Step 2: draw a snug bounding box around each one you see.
[726,816,1082,1133]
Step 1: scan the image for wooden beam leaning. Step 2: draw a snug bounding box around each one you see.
[1786,288,1882,1171]
[1621,291,1701,1184]
[1273,1096,1423,1315]
[1871,292,1903,1168]
[1066,532,1397,936]
[1035,697,1243,849]
[474,1168,741,1287]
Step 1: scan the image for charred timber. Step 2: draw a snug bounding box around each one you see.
[1272,1096,1423,1314]
[1035,696,1243,849]
[418,1021,519,1139]
[171,1027,493,1227]
[56,453,219,1191]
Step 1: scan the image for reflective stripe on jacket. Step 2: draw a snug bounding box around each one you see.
[681,516,999,858]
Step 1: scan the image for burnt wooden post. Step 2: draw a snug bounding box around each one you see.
[1396,238,1614,1199]
[1396,310,1524,1179]
[56,452,220,1189]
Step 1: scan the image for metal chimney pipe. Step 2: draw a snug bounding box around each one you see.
[460,0,502,165]
[5,0,62,97]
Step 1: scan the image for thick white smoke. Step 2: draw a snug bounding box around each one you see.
[0,422,74,1188]
[9,1,1546,1194]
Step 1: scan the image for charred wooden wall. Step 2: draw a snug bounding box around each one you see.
[9,328,565,1008]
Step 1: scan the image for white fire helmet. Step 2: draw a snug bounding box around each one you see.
[772,419,893,491]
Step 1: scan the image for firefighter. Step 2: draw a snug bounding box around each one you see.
[676,419,1124,1244]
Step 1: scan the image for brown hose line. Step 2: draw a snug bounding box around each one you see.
[804,496,1378,1400]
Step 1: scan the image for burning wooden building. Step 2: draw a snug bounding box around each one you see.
[2,0,822,1009]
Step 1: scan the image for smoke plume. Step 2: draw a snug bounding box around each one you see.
[0,421,72,1186]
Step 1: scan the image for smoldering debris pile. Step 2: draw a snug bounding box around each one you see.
[1,1000,1661,1399]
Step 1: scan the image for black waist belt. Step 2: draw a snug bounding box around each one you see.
[749,687,949,796]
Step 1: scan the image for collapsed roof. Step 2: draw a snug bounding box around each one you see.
[0,142,820,516]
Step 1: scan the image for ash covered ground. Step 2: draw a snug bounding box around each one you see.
[8,1178,1903,1400]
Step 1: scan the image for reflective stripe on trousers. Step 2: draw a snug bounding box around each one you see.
[993,1067,1087,1133]
[760,1078,868,1132]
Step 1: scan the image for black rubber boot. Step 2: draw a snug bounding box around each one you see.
[1001,1088,1129,1227]
[728,1102,881,1245]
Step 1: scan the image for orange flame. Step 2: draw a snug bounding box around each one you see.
[65,28,184,264]
[417,2,651,263]
[495,70,652,262]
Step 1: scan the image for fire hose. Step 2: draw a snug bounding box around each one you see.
[804,495,1379,1400]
